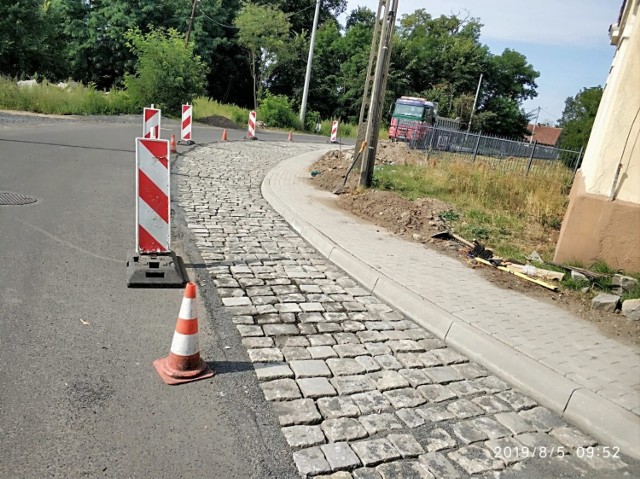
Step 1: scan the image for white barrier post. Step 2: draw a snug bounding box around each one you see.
[143,106,161,139]
[127,137,185,287]
[246,110,257,140]
[180,104,194,145]
[330,120,339,143]
[135,138,170,253]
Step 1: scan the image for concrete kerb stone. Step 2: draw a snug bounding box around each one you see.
[327,248,379,293]
[445,322,576,414]
[564,388,640,459]
[261,149,640,461]
[372,276,454,341]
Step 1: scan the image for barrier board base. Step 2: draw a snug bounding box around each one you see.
[178,139,195,146]
[126,251,187,288]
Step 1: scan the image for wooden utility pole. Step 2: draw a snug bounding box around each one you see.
[186,0,198,46]
[357,1,385,125]
[354,1,384,160]
[359,0,398,188]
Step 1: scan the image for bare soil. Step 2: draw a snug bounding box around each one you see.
[310,142,640,347]
[197,115,242,129]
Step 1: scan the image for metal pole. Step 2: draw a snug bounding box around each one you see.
[185,0,198,46]
[529,106,540,143]
[299,0,322,128]
[526,140,537,175]
[467,73,483,133]
[359,0,397,188]
[472,132,482,162]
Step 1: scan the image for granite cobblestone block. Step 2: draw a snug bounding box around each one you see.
[176,144,625,479]
[351,391,393,415]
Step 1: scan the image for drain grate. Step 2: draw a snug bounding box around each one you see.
[0,192,38,205]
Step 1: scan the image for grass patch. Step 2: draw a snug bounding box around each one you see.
[622,283,640,301]
[0,77,133,115]
[372,159,573,260]
[562,277,590,291]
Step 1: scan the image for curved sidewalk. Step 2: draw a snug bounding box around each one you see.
[262,149,640,460]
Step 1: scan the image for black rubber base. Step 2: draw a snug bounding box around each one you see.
[126,251,187,288]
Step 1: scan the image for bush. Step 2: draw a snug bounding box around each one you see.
[124,28,208,115]
[258,94,299,129]
[305,110,321,132]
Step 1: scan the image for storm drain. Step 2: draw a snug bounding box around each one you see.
[0,192,38,205]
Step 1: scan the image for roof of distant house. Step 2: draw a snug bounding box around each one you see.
[526,124,563,146]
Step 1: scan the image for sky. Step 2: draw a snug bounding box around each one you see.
[342,0,622,125]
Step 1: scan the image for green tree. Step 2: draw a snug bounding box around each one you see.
[124,28,208,114]
[0,0,68,80]
[391,11,539,136]
[333,11,376,121]
[235,3,291,109]
[557,86,603,151]
[254,0,347,33]
[394,11,489,101]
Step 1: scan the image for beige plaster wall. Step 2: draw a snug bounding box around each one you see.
[555,1,640,271]
[580,2,639,203]
[554,172,640,271]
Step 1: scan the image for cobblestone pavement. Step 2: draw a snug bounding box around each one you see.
[176,142,637,478]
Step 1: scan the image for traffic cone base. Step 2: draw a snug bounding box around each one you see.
[153,354,214,385]
[153,282,214,385]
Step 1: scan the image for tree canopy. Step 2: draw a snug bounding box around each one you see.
[558,86,603,151]
[1,0,541,137]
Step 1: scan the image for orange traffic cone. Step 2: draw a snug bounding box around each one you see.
[153,283,214,385]
[170,134,177,153]
[221,129,228,141]
[288,130,293,142]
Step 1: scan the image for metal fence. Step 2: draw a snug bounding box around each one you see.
[407,126,583,176]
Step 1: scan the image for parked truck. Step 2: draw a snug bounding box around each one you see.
[388,96,460,142]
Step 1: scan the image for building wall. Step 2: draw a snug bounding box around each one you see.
[554,0,640,271]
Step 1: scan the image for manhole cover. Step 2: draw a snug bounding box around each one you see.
[0,192,38,205]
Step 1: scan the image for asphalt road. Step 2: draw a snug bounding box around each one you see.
[0,116,311,478]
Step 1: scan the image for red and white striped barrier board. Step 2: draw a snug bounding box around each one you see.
[181,104,192,142]
[247,110,256,139]
[135,138,170,253]
[330,120,339,143]
[143,106,161,139]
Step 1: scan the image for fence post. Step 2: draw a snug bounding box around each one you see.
[472,132,482,162]
[525,140,537,175]
[425,127,436,162]
[573,146,584,174]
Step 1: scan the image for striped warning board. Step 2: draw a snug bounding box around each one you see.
[247,110,256,139]
[181,104,192,142]
[135,138,170,253]
[143,107,161,139]
[330,120,339,143]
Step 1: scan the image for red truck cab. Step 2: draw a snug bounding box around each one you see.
[388,96,436,142]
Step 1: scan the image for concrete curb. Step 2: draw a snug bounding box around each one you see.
[261,149,640,460]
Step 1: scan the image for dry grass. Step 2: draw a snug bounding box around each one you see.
[373,157,574,260]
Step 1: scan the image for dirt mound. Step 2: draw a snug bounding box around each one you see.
[197,115,241,130]
[339,191,452,241]
[309,144,640,347]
